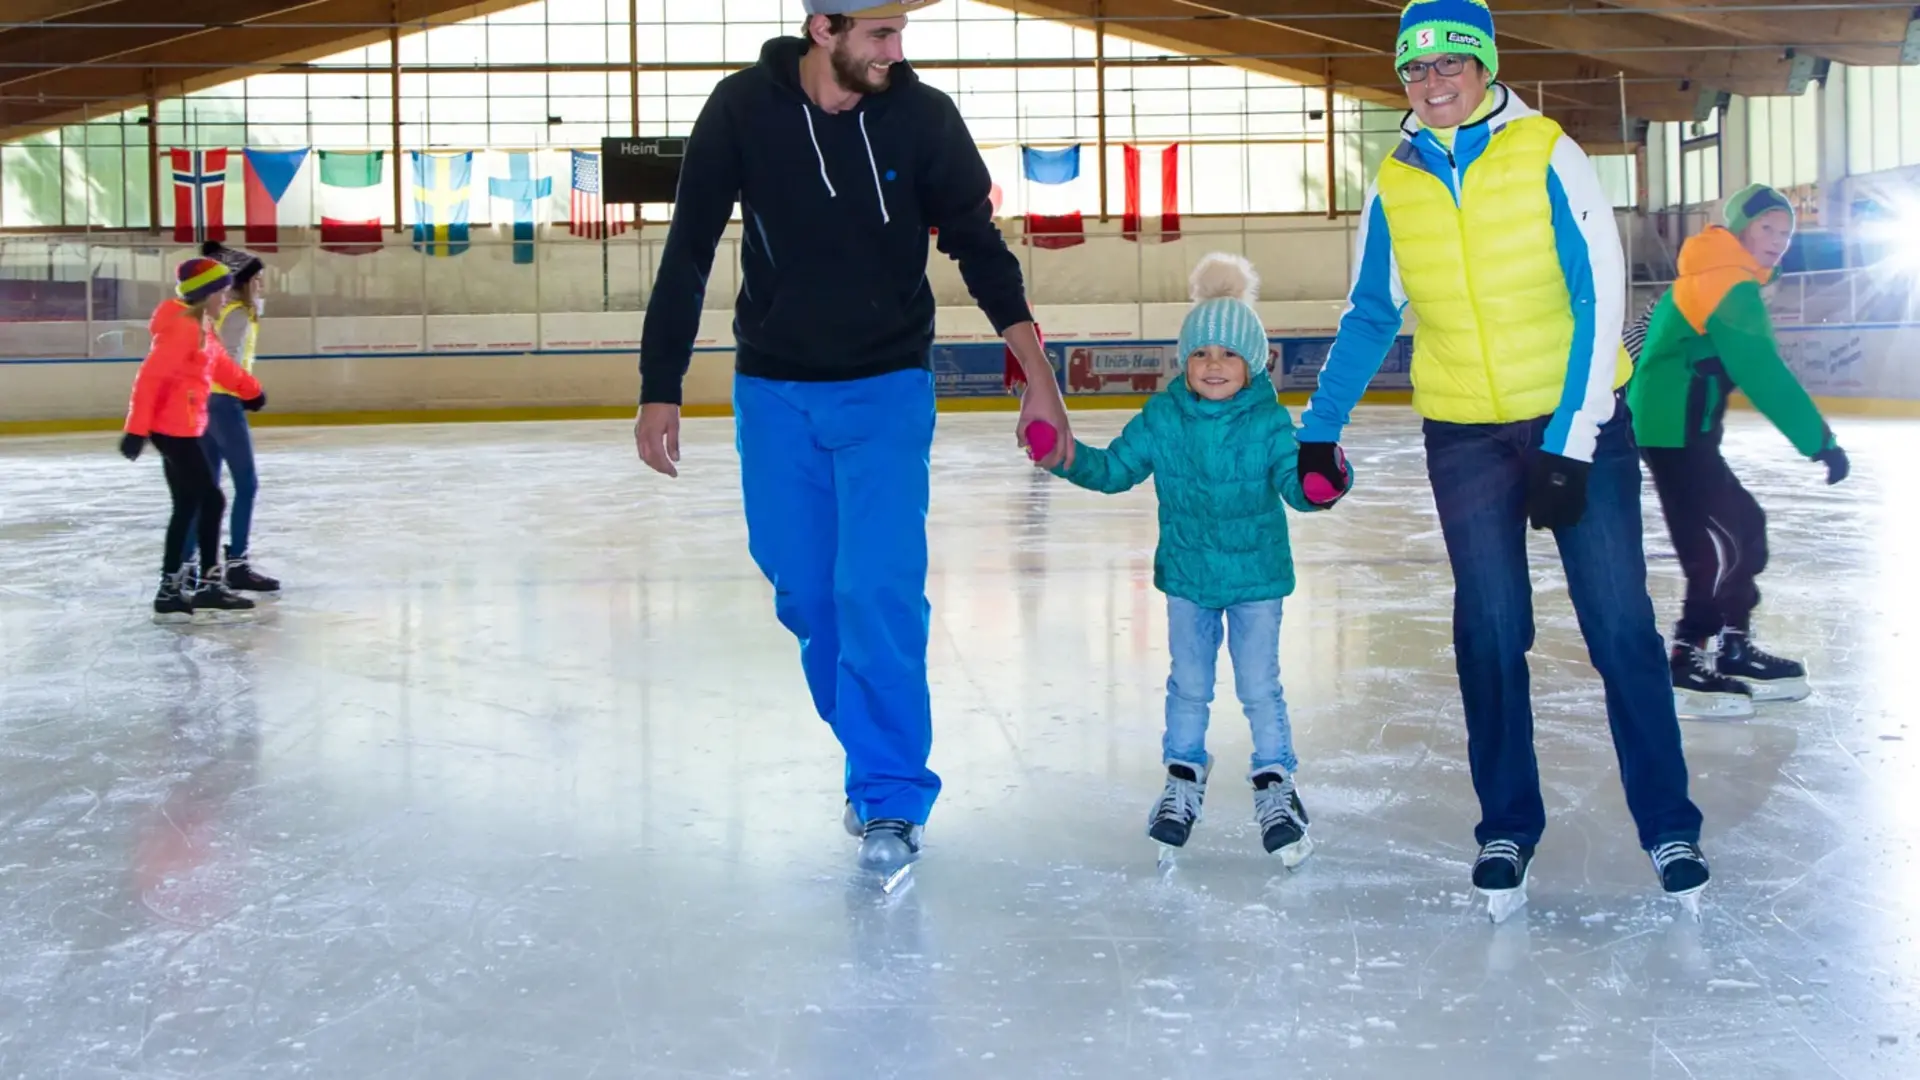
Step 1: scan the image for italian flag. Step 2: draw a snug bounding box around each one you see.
[318,150,385,255]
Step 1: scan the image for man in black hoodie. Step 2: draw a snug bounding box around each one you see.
[634,0,1072,878]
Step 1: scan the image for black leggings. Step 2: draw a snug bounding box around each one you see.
[152,433,225,576]
[1643,441,1768,642]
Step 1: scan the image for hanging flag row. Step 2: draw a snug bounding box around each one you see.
[167,147,636,254]
[166,143,1184,253]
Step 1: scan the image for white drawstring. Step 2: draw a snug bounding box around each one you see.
[858,112,891,225]
[801,105,837,199]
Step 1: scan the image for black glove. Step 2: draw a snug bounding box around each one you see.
[242,391,267,413]
[1527,452,1590,531]
[119,433,146,461]
[1815,445,1849,485]
[1297,441,1352,509]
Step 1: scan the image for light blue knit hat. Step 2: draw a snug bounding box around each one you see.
[1176,253,1269,379]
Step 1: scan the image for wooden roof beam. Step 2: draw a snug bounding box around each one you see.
[1598,0,1907,68]
[0,1,337,89]
[0,0,513,139]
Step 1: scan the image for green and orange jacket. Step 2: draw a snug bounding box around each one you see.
[1625,226,1833,455]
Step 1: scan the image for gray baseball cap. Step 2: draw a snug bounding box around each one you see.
[803,0,944,16]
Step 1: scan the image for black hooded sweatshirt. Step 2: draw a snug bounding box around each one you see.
[637,37,1032,405]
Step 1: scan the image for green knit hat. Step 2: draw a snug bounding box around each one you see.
[1724,183,1796,235]
[1396,0,1499,79]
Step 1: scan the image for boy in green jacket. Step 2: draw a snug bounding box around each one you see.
[1050,253,1339,867]
[1626,183,1851,719]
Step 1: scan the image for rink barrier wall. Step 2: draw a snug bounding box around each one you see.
[3,319,1918,435]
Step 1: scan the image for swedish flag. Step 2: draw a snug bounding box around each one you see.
[411,152,472,258]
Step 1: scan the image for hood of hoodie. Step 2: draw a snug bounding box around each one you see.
[1678,224,1771,284]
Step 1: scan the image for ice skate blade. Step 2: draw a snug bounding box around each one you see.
[1748,678,1810,704]
[1269,833,1313,870]
[1481,885,1529,924]
[1675,689,1754,721]
[1669,885,1704,920]
[151,611,193,625]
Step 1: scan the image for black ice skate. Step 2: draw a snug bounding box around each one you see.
[1671,639,1755,720]
[1250,767,1313,869]
[152,570,193,624]
[1147,757,1209,854]
[191,571,256,620]
[1650,840,1710,919]
[223,552,280,593]
[1472,839,1535,924]
[857,818,922,893]
[842,799,863,839]
[1716,629,1808,703]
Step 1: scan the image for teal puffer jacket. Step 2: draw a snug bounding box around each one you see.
[1054,369,1323,609]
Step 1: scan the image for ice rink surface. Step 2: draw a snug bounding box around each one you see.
[1,406,1916,1079]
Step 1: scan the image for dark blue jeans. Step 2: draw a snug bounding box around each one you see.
[1424,396,1703,852]
[183,394,258,562]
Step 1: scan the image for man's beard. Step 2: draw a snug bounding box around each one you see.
[831,41,890,95]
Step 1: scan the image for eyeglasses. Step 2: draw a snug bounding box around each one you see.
[1398,54,1470,84]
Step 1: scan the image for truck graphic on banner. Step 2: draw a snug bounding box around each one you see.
[1067,345,1169,393]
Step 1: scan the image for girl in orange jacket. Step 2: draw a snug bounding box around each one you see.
[119,256,269,622]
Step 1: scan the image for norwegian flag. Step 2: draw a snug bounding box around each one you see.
[569,151,627,238]
[171,149,229,245]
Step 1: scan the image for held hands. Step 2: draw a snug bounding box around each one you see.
[635,402,682,478]
[1017,384,1074,471]
[1296,442,1351,509]
[1526,452,1590,531]
[119,433,146,461]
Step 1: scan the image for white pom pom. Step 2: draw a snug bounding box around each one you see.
[1189,252,1260,305]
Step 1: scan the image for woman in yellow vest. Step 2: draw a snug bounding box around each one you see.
[1292,0,1705,922]
[185,242,280,594]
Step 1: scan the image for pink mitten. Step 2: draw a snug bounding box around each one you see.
[1025,420,1059,463]
[1303,473,1340,505]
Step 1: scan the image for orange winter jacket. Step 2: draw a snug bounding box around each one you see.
[123,300,262,438]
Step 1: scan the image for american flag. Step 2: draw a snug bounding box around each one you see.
[570,151,627,238]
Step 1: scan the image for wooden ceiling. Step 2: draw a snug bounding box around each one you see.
[0,0,1911,145]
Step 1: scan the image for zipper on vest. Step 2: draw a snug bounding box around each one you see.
[1445,156,1503,420]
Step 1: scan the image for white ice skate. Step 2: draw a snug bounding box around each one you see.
[1472,840,1534,924]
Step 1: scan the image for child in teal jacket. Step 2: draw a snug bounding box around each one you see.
[1051,253,1343,866]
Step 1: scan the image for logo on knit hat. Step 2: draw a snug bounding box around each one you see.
[1446,31,1483,48]
[1416,28,1435,48]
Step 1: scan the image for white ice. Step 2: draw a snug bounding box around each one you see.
[1,407,1917,1078]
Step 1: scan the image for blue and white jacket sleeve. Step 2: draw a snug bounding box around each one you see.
[1541,135,1626,463]
[1299,181,1406,444]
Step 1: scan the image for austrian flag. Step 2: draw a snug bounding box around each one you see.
[171,149,228,245]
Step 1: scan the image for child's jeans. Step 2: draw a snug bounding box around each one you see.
[1164,595,1297,775]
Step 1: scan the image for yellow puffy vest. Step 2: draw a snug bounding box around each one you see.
[1377,115,1630,425]
[210,300,259,397]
